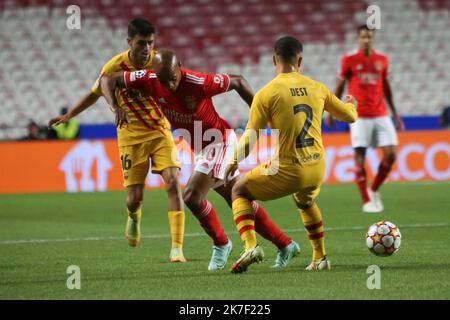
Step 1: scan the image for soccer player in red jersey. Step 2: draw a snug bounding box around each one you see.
[101,50,300,270]
[326,25,404,213]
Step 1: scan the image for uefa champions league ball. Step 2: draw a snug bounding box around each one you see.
[366,221,401,257]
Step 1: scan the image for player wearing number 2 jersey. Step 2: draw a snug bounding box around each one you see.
[225,36,357,273]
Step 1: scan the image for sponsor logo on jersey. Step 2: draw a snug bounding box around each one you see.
[161,106,195,124]
[296,153,321,163]
[185,96,197,111]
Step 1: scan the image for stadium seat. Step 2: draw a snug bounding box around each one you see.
[0,0,449,131]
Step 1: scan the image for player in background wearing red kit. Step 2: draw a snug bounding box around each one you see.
[101,50,300,271]
[326,25,404,213]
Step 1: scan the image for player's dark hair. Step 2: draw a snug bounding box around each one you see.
[357,24,374,34]
[274,36,303,64]
[128,18,155,38]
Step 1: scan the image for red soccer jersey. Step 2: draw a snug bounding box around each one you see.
[337,49,389,118]
[124,69,231,151]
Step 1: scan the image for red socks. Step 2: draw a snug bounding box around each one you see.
[371,160,392,192]
[194,200,292,250]
[355,163,370,204]
[252,202,291,249]
[193,200,228,246]
[356,160,393,203]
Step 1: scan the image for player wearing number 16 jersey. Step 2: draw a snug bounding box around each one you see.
[225,36,357,273]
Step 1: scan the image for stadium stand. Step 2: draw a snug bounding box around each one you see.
[0,0,449,139]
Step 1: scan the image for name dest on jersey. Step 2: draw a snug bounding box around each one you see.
[290,87,308,96]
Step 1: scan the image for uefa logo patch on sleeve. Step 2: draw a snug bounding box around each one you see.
[131,70,147,81]
[136,70,146,78]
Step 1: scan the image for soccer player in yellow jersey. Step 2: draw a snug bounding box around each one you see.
[224,36,358,273]
[48,19,187,262]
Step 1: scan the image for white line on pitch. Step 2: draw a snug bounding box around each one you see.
[0,222,448,245]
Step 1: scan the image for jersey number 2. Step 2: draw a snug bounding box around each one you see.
[293,104,314,148]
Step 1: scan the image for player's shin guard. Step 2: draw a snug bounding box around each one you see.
[233,197,257,250]
[355,164,370,204]
[252,202,291,249]
[168,211,185,248]
[193,200,228,246]
[371,160,392,192]
[299,203,326,261]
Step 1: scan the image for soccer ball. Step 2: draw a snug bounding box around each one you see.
[366,221,401,256]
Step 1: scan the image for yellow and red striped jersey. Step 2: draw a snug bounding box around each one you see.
[91,49,171,146]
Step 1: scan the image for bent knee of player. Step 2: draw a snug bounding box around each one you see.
[164,173,181,196]
[384,151,396,165]
[127,194,143,213]
[182,188,203,212]
[231,179,252,202]
[292,194,315,210]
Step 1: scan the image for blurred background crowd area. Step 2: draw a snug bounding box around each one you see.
[1,0,450,140]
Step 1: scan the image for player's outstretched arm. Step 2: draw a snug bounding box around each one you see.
[325,78,347,127]
[100,72,129,128]
[48,92,100,128]
[383,78,404,131]
[334,77,346,99]
[324,89,358,124]
[228,74,254,107]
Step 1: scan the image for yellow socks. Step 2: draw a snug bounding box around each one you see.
[299,203,326,261]
[126,206,142,247]
[168,211,185,249]
[232,197,257,250]
[127,206,142,221]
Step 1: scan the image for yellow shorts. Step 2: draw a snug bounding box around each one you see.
[119,132,180,187]
[243,160,325,205]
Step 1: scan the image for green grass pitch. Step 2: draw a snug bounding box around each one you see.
[0,182,449,300]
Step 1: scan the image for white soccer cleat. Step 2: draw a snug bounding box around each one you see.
[362,200,382,213]
[368,188,384,211]
[208,239,233,271]
[272,240,300,268]
[306,256,331,271]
